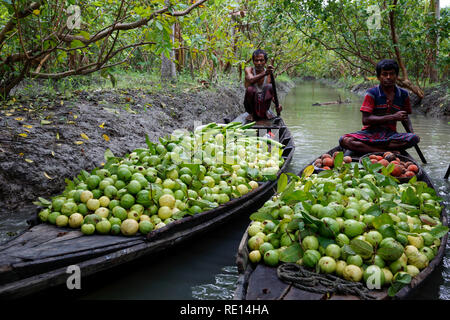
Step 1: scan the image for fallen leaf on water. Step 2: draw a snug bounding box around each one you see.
[80,133,89,140]
[56,132,60,140]
[14,117,23,121]
[5,113,13,116]
[43,172,53,179]
[18,133,28,137]
[101,162,105,166]
[60,101,64,106]
[40,120,52,125]
[67,121,76,124]
[24,129,30,133]
[75,141,84,145]
[25,159,33,163]
[18,153,24,157]
[23,124,32,128]
[51,151,55,157]
[99,122,105,128]
[73,114,78,119]
[102,134,110,142]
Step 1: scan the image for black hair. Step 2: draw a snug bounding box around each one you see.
[376,59,399,77]
[252,49,268,62]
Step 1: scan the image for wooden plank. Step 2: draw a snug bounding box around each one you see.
[245,264,291,300]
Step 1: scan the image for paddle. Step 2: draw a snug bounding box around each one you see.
[270,73,281,117]
[444,164,450,179]
[401,120,427,164]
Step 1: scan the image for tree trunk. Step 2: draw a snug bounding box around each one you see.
[428,0,439,83]
[389,0,424,99]
[161,0,177,83]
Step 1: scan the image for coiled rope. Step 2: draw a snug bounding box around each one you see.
[277,263,379,300]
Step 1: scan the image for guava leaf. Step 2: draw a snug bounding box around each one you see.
[365,204,382,217]
[318,170,334,178]
[323,181,336,193]
[381,162,395,176]
[277,173,288,194]
[247,167,260,179]
[250,210,276,222]
[350,239,374,259]
[279,181,296,201]
[380,201,397,210]
[287,219,301,232]
[280,243,304,263]
[401,187,420,206]
[333,152,344,169]
[172,210,188,219]
[360,178,382,198]
[303,180,313,193]
[36,197,51,207]
[372,213,394,229]
[104,148,115,161]
[342,244,356,256]
[430,225,449,239]
[187,199,218,209]
[283,190,308,205]
[377,246,403,262]
[388,273,412,297]
[353,162,360,178]
[318,236,336,249]
[285,172,301,181]
[302,165,315,178]
[80,170,90,181]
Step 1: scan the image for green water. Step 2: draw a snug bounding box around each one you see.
[43,80,450,300]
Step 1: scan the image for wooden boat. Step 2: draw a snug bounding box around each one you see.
[0,114,295,299]
[234,146,448,300]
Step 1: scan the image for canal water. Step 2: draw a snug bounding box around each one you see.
[29,81,450,299]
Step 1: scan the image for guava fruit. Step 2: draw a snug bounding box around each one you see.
[139,220,154,235]
[83,214,102,226]
[318,217,340,238]
[259,242,274,255]
[325,244,341,259]
[343,219,364,238]
[263,250,279,267]
[55,215,69,227]
[69,213,83,228]
[343,265,363,282]
[81,223,95,235]
[96,220,111,234]
[363,265,385,289]
[303,250,321,268]
[318,256,337,274]
[302,235,319,250]
[336,260,347,277]
[120,219,139,236]
[249,250,262,263]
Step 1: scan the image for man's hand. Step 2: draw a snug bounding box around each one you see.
[265,65,274,75]
[391,110,409,121]
[276,105,282,115]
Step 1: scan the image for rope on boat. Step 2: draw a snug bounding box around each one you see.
[277,263,379,300]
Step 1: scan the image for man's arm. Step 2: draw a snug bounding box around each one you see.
[244,65,274,87]
[362,111,409,126]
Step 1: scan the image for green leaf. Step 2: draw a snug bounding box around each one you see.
[373,213,394,229]
[277,173,288,193]
[187,199,218,209]
[250,209,276,222]
[302,165,315,178]
[279,243,304,263]
[318,170,334,178]
[350,239,374,259]
[38,197,51,207]
[430,225,449,239]
[333,152,344,169]
[401,187,420,206]
[365,204,382,217]
[283,190,308,204]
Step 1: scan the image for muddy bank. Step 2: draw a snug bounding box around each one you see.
[0,79,293,243]
[308,77,449,117]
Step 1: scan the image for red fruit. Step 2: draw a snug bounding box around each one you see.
[391,165,403,177]
[323,166,331,170]
[343,156,352,163]
[378,159,389,167]
[407,164,419,173]
[405,170,416,177]
[322,157,334,168]
[322,153,332,160]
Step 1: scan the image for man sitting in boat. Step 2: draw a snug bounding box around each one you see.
[339,59,420,154]
[244,49,282,121]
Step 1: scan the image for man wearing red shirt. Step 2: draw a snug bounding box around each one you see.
[339,59,420,153]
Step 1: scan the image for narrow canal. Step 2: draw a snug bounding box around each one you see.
[40,80,450,300]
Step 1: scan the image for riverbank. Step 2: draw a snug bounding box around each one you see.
[301,77,449,118]
[0,78,294,243]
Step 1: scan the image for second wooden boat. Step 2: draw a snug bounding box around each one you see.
[234,146,448,300]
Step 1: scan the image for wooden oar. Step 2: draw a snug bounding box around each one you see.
[270,73,281,117]
[444,164,450,179]
[401,120,427,164]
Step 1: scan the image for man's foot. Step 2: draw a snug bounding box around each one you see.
[245,114,254,121]
[266,112,275,120]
